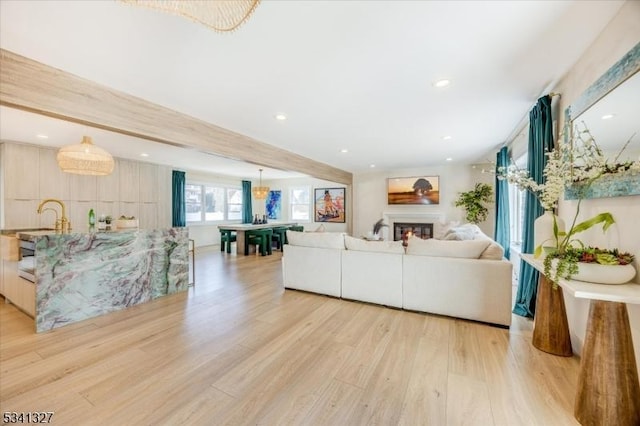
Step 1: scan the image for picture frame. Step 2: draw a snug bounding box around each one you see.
[265,190,282,220]
[387,176,440,205]
[314,187,346,223]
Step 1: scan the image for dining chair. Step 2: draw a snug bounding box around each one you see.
[245,229,273,256]
[219,229,237,253]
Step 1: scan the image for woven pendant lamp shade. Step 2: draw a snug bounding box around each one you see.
[252,169,269,200]
[57,136,115,176]
[120,0,261,32]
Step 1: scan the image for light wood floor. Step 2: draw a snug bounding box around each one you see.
[0,247,581,425]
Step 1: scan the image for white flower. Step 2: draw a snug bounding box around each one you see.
[496,122,636,211]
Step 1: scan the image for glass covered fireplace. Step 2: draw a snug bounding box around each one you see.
[393,222,434,243]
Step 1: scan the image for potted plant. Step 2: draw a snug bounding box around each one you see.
[499,122,639,287]
[545,246,635,285]
[454,183,493,224]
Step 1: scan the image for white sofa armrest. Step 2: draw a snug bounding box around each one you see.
[403,255,513,326]
[282,245,342,297]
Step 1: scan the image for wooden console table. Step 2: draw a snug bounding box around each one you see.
[522,254,640,426]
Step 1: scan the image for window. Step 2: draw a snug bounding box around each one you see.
[290,187,310,221]
[186,182,242,223]
[509,153,528,246]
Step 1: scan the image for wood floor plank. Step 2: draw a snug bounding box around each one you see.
[446,373,495,425]
[0,248,584,425]
[398,336,449,425]
[347,311,426,425]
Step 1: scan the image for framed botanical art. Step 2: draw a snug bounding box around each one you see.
[314,187,346,223]
[387,176,440,205]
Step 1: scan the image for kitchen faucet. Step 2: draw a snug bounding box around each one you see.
[37,199,70,232]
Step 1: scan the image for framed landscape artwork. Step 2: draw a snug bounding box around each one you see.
[314,187,346,223]
[388,176,440,205]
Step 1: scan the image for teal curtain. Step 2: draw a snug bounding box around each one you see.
[513,95,554,318]
[242,180,253,223]
[494,146,510,260]
[172,170,186,227]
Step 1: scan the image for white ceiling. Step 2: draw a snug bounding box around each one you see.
[0,0,627,178]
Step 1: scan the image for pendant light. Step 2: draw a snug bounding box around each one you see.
[252,168,270,200]
[57,136,115,176]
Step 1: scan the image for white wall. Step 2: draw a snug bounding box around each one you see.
[553,0,640,369]
[351,163,496,240]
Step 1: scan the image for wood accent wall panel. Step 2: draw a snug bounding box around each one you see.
[0,49,352,185]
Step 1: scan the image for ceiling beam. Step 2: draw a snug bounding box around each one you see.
[0,49,352,185]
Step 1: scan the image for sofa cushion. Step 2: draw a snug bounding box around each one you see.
[286,230,345,249]
[344,235,405,254]
[406,236,490,258]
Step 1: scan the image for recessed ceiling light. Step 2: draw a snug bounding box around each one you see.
[340,149,349,153]
[601,114,615,120]
[140,153,149,157]
[369,164,376,168]
[442,135,452,140]
[433,79,451,88]
[446,157,453,162]
[275,113,287,121]
[36,134,48,139]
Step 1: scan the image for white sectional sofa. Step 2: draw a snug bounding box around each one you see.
[282,225,513,327]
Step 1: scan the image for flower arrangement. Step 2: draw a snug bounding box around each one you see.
[498,122,639,286]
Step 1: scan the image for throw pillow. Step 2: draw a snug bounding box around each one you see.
[344,235,405,254]
[433,221,460,239]
[406,236,490,258]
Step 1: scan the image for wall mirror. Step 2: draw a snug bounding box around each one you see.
[564,41,640,200]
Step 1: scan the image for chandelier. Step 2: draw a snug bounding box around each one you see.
[119,0,261,32]
[252,169,270,200]
[57,136,115,176]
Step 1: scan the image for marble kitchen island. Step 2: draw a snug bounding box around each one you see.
[22,228,189,332]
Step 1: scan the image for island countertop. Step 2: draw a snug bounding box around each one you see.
[32,227,189,332]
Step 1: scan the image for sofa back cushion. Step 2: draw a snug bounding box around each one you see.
[344,235,405,254]
[286,230,346,249]
[406,236,490,259]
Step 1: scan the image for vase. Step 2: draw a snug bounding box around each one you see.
[572,262,636,285]
[534,210,564,256]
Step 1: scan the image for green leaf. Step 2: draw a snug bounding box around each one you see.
[569,213,615,235]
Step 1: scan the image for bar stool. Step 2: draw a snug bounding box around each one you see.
[219,229,236,254]
[245,229,273,256]
[271,226,288,251]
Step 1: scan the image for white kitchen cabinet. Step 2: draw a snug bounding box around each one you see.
[67,201,96,232]
[139,162,158,203]
[39,147,69,200]
[139,202,158,229]
[68,174,97,202]
[3,143,40,200]
[4,199,40,229]
[119,159,139,202]
[97,160,120,201]
[157,165,172,228]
